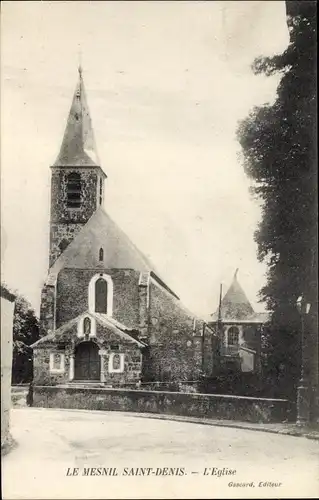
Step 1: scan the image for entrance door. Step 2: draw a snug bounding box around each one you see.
[74,341,100,381]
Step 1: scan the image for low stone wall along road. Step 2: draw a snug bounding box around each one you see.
[2,408,319,499]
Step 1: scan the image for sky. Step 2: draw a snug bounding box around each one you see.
[1,1,289,317]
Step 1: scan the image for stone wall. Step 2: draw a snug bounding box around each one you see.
[50,222,84,267]
[39,266,219,386]
[56,268,140,328]
[33,386,290,424]
[33,321,142,386]
[39,284,56,333]
[146,279,215,381]
[33,346,71,386]
[1,292,15,452]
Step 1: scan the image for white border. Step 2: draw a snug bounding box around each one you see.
[224,325,243,347]
[88,273,113,316]
[108,353,125,373]
[77,315,96,338]
[49,352,65,373]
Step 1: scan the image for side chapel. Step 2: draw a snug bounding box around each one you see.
[32,68,217,388]
[208,270,269,375]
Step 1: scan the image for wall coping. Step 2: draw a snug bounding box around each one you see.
[34,385,288,403]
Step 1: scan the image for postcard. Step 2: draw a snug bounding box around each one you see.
[1,1,318,499]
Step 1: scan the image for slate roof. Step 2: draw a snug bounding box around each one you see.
[210,271,269,324]
[31,311,146,349]
[46,206,178,298]
[46,68,179,302]
[53,67,101,168]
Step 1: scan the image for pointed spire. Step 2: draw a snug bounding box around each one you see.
[221,270,254,319]
[53,68,100,168]
[212,270,255,321]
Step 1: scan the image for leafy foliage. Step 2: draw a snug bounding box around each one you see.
[2,282,40,383]
[236,1,317,399]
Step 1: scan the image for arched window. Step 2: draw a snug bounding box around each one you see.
[99,247,104,262]
[227,326,239,346]
[99,178,103,205]
[66,172,81,208]
[88,274,113,316]
[83,317,91,335]
[95,278,108,313]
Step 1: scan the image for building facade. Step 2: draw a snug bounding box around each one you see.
[32,68,217,389]
[208,270,269,376]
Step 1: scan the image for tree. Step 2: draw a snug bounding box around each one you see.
[1,283,40,383]
[236,1,317,401]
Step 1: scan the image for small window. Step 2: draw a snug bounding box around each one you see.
[83,317,91,335]
[99,248,104,262]
[228,327,239,346]
[110,344,119,351]
[66,172,81,208]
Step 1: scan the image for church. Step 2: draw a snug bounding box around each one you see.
[31,68,217,389]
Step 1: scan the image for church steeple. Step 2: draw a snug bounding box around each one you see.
[53,66,100,168]
[49,68,106,268]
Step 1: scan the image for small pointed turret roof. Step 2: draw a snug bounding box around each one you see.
[211,269,255,321]
[53,66,100,168]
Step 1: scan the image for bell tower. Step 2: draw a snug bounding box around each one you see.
[49,67,107,267]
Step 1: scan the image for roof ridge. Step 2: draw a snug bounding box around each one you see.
[31,311,146,348]
[45,207,177,299]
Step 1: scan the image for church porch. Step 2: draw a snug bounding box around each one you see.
[31,312,145,390]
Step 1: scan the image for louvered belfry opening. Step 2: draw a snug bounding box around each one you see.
[66,172,82,208]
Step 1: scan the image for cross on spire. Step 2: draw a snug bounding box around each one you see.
[77,45,83,77]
